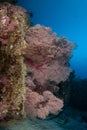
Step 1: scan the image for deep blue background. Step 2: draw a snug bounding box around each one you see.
[18,0,87,79]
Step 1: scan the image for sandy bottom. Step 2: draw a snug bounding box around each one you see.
[0,107,87,130]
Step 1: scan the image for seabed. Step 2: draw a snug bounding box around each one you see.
[0,107,87,130]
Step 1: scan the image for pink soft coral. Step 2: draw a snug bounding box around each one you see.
[25,88,63,119]
[24,24,75,119]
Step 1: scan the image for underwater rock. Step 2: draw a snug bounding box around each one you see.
[69,79,87,110]
[0,2,29,120]
[81,112,87,123]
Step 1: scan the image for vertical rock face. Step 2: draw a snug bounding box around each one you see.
[0,2,29,120]
[0,54,26,119]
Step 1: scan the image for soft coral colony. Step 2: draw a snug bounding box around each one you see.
[0,2,75,121]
